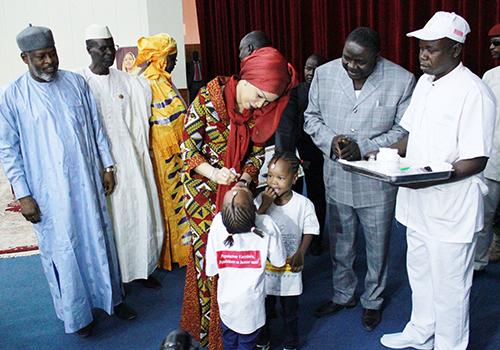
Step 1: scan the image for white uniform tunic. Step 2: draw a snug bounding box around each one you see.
[483,66,500,182]
[474,66,500,270]
[396,63,496,243]
[393,63,495,350]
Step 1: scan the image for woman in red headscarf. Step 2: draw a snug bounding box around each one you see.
[180,47,297,349]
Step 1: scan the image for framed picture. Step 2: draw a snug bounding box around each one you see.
[115,47,147,75]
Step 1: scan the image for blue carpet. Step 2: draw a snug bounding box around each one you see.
[0,223,498,349]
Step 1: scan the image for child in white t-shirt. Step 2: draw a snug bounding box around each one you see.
[205,186,286,350]
[256,151,320,350]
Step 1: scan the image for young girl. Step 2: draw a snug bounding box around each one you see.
[205,186,286,350]
[256,151,320,350]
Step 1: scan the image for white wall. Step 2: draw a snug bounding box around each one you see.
[146,0,186,87]
[0,0,186,88]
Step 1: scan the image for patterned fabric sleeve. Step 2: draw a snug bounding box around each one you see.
[242,143,265,182]
[181,88,209,174]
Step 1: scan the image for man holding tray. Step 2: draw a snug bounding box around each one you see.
[304,27,415,330]
[380,12,496,350]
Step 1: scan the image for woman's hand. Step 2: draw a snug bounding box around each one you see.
[212,167,239,185]
[194,163,239,185]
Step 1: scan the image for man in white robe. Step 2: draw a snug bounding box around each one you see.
[78,25,164,288]
[0,25,136,337]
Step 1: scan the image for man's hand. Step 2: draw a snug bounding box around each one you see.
[364,150,378,160]
[396,157,489,190]
[332,135,361,160]
[19,196,41,223]
[103,172,116,196]
[338,139,361,161]
[288,250,305,272]
[331,135,345,158]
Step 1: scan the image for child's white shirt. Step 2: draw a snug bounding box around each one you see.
[255,191,320,296]
[205,213,286,334]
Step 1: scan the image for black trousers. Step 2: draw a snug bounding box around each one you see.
[295,158,326,247]
[259,295,299,348]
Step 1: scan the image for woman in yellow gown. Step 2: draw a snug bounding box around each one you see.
[136,34,190,270]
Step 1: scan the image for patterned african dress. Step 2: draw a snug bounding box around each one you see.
[146,75,191,270]
[180,77,265,348]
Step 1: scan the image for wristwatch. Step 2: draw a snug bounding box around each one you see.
[104,166,115,173]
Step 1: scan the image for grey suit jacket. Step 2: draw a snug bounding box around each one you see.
[304,57,415,208]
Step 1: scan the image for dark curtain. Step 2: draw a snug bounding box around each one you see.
[195,0,500,81]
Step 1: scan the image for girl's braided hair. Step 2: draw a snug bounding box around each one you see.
[269,150,301,174]
[221,191,264,247]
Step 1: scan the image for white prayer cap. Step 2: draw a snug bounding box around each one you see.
[407,11,470,43]
[85,24,112,40]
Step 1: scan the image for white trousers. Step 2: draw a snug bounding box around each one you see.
[403,229,476,350]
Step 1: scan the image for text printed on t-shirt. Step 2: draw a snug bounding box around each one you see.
[216,250,261,268]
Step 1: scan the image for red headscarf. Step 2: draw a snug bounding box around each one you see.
[216,47,298,210]
[489,23,500,36]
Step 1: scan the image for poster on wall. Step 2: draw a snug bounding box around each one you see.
[115,47,147,75]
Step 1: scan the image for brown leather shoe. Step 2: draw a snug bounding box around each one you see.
[314,299,357,318]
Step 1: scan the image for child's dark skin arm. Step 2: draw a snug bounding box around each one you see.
[289,234,314,272]
[256,186,277,214]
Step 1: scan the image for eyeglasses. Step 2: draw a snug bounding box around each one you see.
[491,41,500,47]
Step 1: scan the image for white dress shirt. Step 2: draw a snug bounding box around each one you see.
[483,66,500,181]
[396,63,496,243]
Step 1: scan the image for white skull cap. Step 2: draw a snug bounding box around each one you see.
[85,24,112,40]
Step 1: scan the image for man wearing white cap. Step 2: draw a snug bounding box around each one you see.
[0,25,136,337]
[78,24,164,289]
[380,12,496,350]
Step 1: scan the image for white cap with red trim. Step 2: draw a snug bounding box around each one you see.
[407,11,470,43]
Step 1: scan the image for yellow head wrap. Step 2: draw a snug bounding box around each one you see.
[136,33,177,81]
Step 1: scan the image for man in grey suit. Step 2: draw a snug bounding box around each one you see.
[304,27,415,331]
